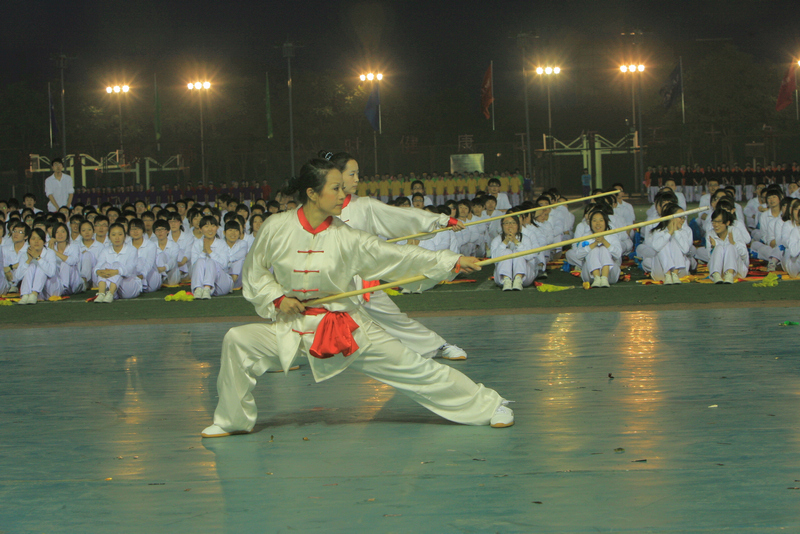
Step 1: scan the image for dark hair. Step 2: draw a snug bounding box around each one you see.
[29,227,47,243]
[587,208,611,231]
[488,178,501,186]
[153,220,169,232]
[411,180,424,190]
[79,220,95,233]
[289,159,338,203]
[710,207,733,226]
[128,218,145,232]
[412,192,425,200]
[535,195,551,206]
[501,214,523,240]
[51,222,71,244]
[141,210,155,220]
[323,151,356,172]
[249,213,265,234]
[654,203,683,232]
[765,185,784,199]
[23,193,36,201]
[199,215,219,228]
[224,220,242,234]
[108,223,126,240]
[51,157,63,166]
[715,198,736,219]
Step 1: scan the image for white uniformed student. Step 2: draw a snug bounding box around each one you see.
[706,208,748,284]
[129,218,162,293]
[782,200,800,277]
[191,215,233,300]
[15,228,61,304]
[94,222,142,303]
[222,220,248,289]
[44,158,74,213]
[648,204,691,285]
[491,213,541,291]
[165,212,192,281]
[49,222,83,295]
[3,221,30,292]
[200,158,513,438]
[152,220,181,286]
[572,208,623,288]
[487,178,512,212]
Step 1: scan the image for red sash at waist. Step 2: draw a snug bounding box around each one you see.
[302,307,360,359]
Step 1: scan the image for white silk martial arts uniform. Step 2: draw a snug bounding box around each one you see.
[338,195,457,358]
[210,208,504,433]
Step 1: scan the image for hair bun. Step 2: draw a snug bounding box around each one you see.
[317,150,334,161]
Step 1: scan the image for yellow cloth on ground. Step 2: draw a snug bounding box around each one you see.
[165,290,195,301]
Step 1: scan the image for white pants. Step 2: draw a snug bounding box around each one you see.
[708,243,747,278]
[785,254,800,277]
[210,321,503,432]
[21,265,62,299]
[141,267,163,293]
[362,290,445,358]
[435,195,445,205]
[650,241,687,281]
[580,246,620,284]
[493,257,538,287]
[192,258,233,296]
[96,272,142,299]
[745,185,755,201]
[59,262,84,295]
[80,252,97,286]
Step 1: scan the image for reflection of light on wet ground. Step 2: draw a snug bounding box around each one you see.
[617,311,662,406]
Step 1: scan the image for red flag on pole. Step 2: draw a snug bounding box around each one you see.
[481,64,494,119]
[776,64,797,111]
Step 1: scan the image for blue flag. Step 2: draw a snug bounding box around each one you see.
[660,64,682,109]
[364,85,380,132]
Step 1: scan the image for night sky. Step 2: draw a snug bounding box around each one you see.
[3,0,799,93]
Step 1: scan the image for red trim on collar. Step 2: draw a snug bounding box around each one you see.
[342,194,352,209]
[297,207,333,235]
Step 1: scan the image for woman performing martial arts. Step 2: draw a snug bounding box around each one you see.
[201,159,513,438]
[326,151,470,361]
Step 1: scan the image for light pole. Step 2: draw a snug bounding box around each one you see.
[535,66,561,149]
[360,72,383,174]
[620,64,645,192]
[188,81,211,185]
[795,60,800,121]
[105,84,130,158]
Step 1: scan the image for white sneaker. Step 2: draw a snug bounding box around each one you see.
[512,276,523,291]
[591,276,603,288]
[94,292,105,303]
[103,291,115,303]
[440,343,467,360]
[672,272,682,284]
[723,271,735,284]
[201,423,250,438]
[204,287,213,299]
[711,272,723,284]
[28,293,39,304]
[17,294,31,305]
[490,402,515,428]
[502,278,513,291]
[767,259,777,271]
[598,275,610,288]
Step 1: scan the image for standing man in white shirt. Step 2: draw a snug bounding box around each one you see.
[44,158,74,213]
